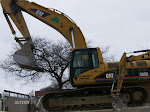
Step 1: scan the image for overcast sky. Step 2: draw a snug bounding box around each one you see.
[1,0,150,94]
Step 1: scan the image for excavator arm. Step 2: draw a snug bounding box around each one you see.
[1,0,87,70]
[111,50,150,110]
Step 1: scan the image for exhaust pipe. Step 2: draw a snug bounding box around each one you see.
[13,43,43,72]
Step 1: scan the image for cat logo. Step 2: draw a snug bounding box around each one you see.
[106,73,114,79]
[36,10,44,17]
[29,9,51,17]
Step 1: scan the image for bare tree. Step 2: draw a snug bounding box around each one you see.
[34,38,72,90]
[0,37,71,90]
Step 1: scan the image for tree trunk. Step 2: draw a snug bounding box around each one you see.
[57,77,63,90]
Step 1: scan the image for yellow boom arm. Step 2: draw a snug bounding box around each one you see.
[1,0,87,70]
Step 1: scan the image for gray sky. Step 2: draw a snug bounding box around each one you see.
[1,0,150,94]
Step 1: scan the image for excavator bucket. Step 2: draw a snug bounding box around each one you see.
[13,43,43,72]
[112,94,128,111]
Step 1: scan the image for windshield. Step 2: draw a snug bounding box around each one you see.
[73,50,90,76]
[73,51,89,67]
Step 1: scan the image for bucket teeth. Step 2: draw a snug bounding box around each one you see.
[13,43,43,72]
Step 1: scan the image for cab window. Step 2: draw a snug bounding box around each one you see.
[92,50,99,68]
[73,51,89,67]
[73,50,90,76]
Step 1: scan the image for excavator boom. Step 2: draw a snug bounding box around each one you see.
[1,0,87,70]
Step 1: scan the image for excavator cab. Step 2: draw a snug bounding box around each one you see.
[70,48,100,85]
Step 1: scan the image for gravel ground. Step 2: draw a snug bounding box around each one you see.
[70,104,150,112]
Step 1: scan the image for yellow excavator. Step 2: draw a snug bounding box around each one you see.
[1,0,150,111]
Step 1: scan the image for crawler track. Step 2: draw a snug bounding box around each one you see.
[41,86,148,111]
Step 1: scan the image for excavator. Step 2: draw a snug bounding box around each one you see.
[1,0,150,111]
